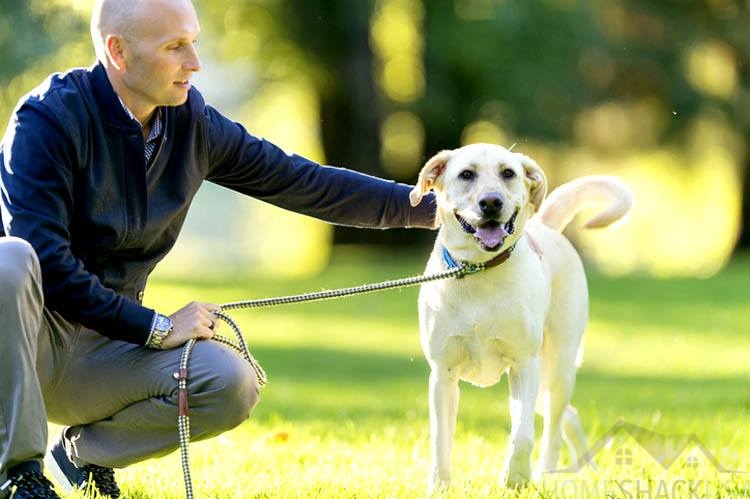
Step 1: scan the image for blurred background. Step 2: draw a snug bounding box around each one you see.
[1,0,748,279]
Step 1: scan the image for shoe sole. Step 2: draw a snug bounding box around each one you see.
[44,447,74,494]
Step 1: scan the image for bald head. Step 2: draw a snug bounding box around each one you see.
[91,0,138,62]
[91,0,201,124]
[90,0,198,63]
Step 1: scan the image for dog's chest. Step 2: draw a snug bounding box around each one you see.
[439,304,542,387]
[440,335,517,387]
[419,260,548,387]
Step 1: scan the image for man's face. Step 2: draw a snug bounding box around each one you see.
[118,0,201,114]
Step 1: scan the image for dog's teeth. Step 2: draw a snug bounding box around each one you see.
[456,214,476,234]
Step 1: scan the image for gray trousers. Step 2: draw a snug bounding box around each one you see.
[0,237,260,482]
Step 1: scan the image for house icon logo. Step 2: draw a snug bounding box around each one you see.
[548,419,744,475]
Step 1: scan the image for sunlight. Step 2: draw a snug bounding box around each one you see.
[380,111,425,179]
[232,80,332,277]
[574,98,666,151]
[460,120,509,146]
[155,79,332,280]
[1,39,93,127]
[371,0,425,102]
[684,39,738,99]
[571,148,741,278]
[562,99,743,278]
[34,0,93,14]
[218,5,270,62]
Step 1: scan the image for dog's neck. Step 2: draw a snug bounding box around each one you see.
[441,243,517,272]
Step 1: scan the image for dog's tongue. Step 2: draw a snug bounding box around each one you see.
[475,225,509,249]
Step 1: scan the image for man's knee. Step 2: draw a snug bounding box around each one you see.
[219,360,261,430]
[191,345,261,433]
[0,237,41,295]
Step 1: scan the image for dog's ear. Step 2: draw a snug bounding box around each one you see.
[516,153,548,212]
[409,150,451,206]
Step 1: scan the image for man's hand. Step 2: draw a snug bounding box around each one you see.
[162,301,220,349]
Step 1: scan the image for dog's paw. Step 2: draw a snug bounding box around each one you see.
[501,441,534,489]
[534,456,556,479]
[501,467,532,490]
[504,475,531,490]
[426,475,450,497]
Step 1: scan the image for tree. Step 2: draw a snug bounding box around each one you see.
[0,1,89,127]
[420,0,749,251]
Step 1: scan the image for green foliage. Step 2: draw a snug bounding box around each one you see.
[2,0,749,247]
[420,0,750,149]
[59,249,750,498]
[0,2,90,136]
[0,1,84,80]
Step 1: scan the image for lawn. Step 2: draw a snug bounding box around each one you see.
[62,249,750,498]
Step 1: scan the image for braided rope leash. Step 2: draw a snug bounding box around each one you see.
[176,261,485,498]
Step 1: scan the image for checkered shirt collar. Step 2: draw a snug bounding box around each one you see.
[117,96,163,162]
[116,96,163,143]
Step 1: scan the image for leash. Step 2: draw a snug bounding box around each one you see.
[176,254,500,498]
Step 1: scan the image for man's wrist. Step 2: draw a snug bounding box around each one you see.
[145,313,173,349]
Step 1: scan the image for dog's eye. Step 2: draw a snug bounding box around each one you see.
[502,169,516,179]
[459,170,475,180]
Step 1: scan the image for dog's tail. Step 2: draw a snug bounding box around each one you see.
[536,175,633,232]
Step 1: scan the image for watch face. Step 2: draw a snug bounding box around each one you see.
[156,315,173,332]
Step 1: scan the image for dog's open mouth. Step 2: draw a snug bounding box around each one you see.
[455,210,518,252]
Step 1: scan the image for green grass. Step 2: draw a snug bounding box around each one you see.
[58,249,750,498]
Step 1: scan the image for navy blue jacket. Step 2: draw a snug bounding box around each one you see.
[0,63,435,345]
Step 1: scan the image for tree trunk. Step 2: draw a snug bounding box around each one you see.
[738,155,750,250]
[304,4,429,245]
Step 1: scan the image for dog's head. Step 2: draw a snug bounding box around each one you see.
[410,143,547,254]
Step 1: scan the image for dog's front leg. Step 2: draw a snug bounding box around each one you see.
[502,355,540,488]
[427,367,459,495]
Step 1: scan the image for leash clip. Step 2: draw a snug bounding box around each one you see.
[458,263,484,277]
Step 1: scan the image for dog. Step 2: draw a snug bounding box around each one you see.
[409,143,632,492]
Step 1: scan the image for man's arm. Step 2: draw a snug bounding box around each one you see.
[201,105,436,230]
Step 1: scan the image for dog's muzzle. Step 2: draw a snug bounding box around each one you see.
[455,210,518,252]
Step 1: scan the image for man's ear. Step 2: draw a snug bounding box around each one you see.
[409,150,452,206]
[105,34,127,70]
[516,153,548,212]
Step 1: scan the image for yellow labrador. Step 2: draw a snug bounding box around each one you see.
[409,143,632,492]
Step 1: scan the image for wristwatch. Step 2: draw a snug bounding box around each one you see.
[146,313,173,349]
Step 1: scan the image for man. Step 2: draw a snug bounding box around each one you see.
[0,0,436,497]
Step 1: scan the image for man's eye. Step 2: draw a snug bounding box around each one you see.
[460,170,475,180]
[502,169,515,179]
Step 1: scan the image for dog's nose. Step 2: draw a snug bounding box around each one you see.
[479,193,503,216]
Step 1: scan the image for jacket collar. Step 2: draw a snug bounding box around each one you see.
[89,62,144,133]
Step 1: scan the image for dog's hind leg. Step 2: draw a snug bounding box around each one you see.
[535,347,592,474]
[427,368,459,495]
[536,250,588,475]
[561,405,596,470]
[535,355,575,476]
[535,316,585,475]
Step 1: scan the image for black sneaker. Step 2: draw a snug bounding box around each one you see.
[0,470,61,499]
[45,433,121,498]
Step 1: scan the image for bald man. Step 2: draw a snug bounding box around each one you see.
[0,0,436,497]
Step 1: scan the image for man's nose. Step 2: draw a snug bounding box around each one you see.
[185,45,202,72]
